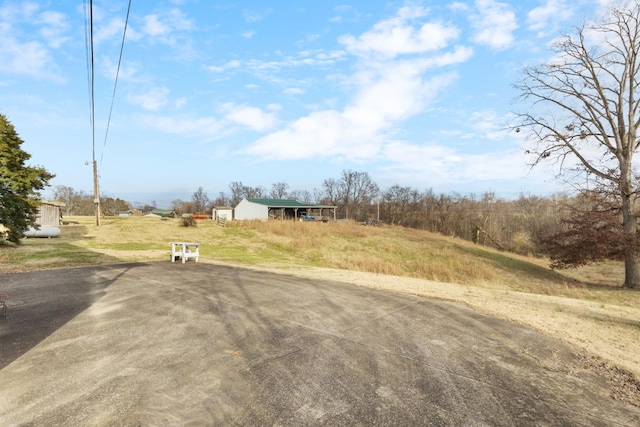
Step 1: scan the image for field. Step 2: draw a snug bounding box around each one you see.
[1,216,640,387]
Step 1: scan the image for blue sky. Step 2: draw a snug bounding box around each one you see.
[1,0,610,207]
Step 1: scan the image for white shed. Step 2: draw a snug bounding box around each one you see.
[234,198,337,221]
[212,206,233,221]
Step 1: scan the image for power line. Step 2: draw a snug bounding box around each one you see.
[83,0,96,162]
[85,0,100,226]
[84,1,132,225]
[83,1,92,131]
[101,0,132,166]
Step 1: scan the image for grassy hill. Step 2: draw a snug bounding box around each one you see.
[0,216,630,296]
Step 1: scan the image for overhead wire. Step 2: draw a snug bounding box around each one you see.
[84,0,131,224]
[86,0,96,165]
[101,0,132,166]
[83,1,92,133]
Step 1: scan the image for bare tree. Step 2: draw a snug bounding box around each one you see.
[321,178,341,206]
[322,170,379,220]
[171,199,185,215]
[244,185,265,199]
[212,192,230,207]
[288,189,313,203]
[53,185,84,216]
[515,3,640,288]
[100,196,130,216]
[229,181,245,207]
[382,185,420,226]
[342,170,379,221]
[191,187,209,214]
[270,182,289,199]
[228,181,266,206]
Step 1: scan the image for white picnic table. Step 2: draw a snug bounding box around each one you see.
[170,242,200,263]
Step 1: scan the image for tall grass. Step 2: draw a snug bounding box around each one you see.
[1,216,638,307]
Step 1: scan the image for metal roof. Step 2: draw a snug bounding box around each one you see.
[246,198,336,208]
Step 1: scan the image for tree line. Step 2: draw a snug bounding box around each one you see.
[53,168,614,260]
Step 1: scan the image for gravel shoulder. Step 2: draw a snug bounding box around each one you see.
[245,263,640,406]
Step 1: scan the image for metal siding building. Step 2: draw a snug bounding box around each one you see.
[234,198,337,221]
[234,198,269,221]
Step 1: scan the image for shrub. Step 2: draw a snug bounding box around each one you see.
[181,216,197,227]
[510,232,534,256]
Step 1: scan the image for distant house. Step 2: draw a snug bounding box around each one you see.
[36,201,65,226]
[149,209,177,218]
[119,208,149,217]
[234,198,337,221]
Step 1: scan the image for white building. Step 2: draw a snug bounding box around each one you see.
[234,198,337,221]
[212,206,233,221]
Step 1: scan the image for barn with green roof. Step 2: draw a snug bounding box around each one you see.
[234,198,337,221]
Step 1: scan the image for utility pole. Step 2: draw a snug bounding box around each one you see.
[93,160,100,226]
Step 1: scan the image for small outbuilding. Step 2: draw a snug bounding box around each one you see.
[150,209,177,218]
[234,198,337,221]
[212,206,233,221]
[36,201,65,226]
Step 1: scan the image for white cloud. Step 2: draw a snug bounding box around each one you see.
[246,110,383,161]
[128,87,170,111]
[527,0,574,35]
[470,0,517,50]
[37,11,69,48]
[144,14,170,37]
[382,141,463,175]
[450,2,470,13]
[345,63,456,127]
[380,140,529,186]
[245,5,472,163]
[207,60,242,73]
[137,114,228,140]
[141,8,194,43]
[284,87,304,95]
[221,103,277,132]
[101,57,141,82]
[243,9,271,23]
[339,5,460,58]
[95,17,128,44]
[467,110,510,141]
[0,2,64,80]
[0,38,59,80]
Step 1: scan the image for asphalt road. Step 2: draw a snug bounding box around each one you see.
[0,262,638,426]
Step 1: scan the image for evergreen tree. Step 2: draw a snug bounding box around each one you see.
[0,114,54,243]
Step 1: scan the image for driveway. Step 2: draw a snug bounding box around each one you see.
[0,262,638,426]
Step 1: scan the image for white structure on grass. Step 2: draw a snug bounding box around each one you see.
[234,198,337,221]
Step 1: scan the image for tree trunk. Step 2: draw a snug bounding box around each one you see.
[621,170,640,288]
